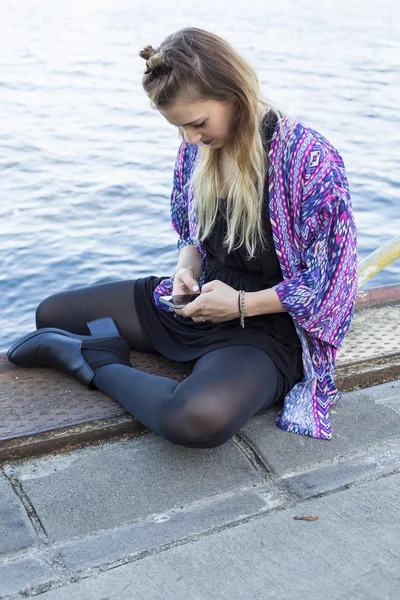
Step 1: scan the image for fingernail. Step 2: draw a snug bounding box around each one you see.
[192,285,199,291]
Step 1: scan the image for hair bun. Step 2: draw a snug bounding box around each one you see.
[139,45,156,61]
[140,46,173,76]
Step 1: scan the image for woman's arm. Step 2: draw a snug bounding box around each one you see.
[170,141,206,273]
[244,191,357,349]
[175,244,203,280]
[245,192,357,346]
[244,287,287,316]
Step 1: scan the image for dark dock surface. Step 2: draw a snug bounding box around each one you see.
[1,283,399,463]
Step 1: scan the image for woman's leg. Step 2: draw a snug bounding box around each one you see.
[92,345,284,448]
[35,280,156,353]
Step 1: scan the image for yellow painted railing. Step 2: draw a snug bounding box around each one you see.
[358,235,400,289]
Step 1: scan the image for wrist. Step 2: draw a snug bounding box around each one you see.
[245,288,286,316]
[244,291,257,317]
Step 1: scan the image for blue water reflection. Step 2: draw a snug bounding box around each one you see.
[1,0,399,349]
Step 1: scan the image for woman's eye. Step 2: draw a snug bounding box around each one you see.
[194,121,206,129]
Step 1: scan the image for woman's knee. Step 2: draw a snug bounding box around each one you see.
[35,291,70,329]
[36,295,55,328]
[160,390,236,448]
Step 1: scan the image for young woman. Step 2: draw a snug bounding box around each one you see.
[7,28,358,445]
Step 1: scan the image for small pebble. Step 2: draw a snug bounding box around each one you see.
[3,465,17,477]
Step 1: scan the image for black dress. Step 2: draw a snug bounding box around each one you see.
[133,115,304,400]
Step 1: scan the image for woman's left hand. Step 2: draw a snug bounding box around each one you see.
[174,280,240,323]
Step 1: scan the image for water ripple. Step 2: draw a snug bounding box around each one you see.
[1,0,399,349]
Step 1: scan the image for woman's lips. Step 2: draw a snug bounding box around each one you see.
[202,139,214,145]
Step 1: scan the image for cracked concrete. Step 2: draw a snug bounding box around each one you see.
[0,380,399,599]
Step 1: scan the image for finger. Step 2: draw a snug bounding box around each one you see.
[200,282,213,293]
[177,297,202,318]
[173,306,198,316]
[182,281,200,293]
[181,273,200,292]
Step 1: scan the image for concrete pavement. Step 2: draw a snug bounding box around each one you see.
[1,379,399,599]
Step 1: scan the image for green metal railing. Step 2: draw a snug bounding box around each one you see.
[358,235,400,289]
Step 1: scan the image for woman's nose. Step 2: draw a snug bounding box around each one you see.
[185,129,202,145]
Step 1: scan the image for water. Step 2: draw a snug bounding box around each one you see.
[1,0,399,350]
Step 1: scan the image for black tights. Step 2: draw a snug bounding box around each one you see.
[35,280,283,448]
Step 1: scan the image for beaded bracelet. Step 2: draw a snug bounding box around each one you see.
[237,290,245,328]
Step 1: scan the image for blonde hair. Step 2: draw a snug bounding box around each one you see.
[140,28,288,259]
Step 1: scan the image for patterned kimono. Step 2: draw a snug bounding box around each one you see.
[153,116,358,440]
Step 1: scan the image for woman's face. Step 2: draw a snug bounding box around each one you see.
[159,94,236,149]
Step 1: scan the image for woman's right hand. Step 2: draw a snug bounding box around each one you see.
[172,267,200,297]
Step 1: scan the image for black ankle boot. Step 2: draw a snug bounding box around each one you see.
[7,318,132,390]
[81,337,132,371]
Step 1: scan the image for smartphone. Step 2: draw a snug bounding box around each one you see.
[159,294,199,309]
